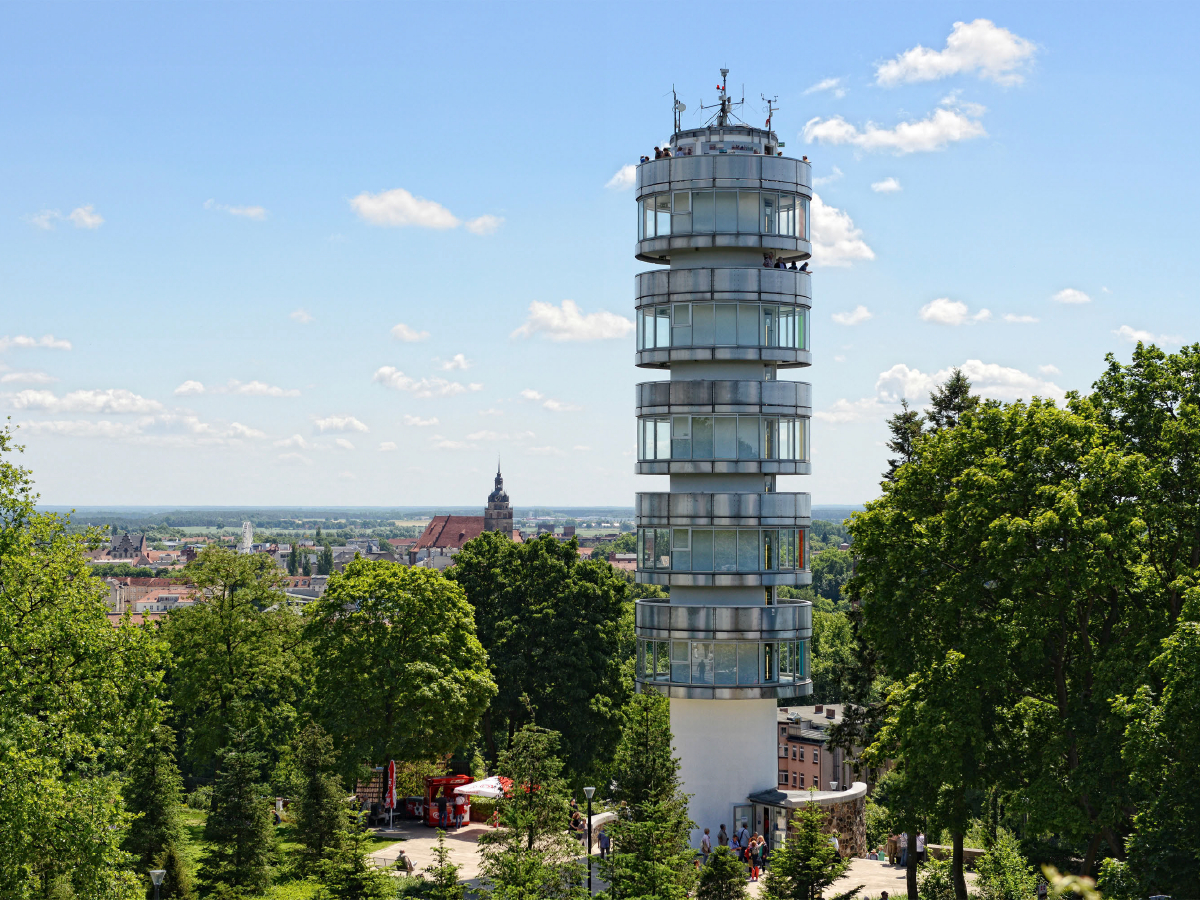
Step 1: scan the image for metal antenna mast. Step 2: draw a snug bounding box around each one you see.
[699,67,745,127]
[672,86,687,132]
[762,93,779,131]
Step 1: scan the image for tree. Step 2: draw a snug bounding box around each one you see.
[0,426,146,899]
[1112,620,1200,894]
[761,803,852,900]
[318,543,334,576]
[287,542,300,575]
[884,399,923,481]
[302,551,312,577]
[316,810,394,900]
[123,721,186,871]
[697,847,749,900]
[152,842,196,900]
[974,828,1037,900]
[452,532,631,773]
[602,692,696,900]
[292,724,348,872]
[162,547,308,771]
[198,725,275,897]
[307,559,495,780]
[809,610,855,705]
[926,367,979,431]
[424,830,464,900]
[477,724,586,900]
[809,549,852,606]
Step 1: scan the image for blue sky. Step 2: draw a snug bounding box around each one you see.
[3,2,1198,507]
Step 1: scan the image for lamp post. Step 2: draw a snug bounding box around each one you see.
[583,786,595,895]
[149,868,166,900]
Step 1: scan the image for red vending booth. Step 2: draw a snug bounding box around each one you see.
[424,774,473,828]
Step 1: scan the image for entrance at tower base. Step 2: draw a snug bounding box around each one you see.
[747,781,868,857]
[670,697,778,848]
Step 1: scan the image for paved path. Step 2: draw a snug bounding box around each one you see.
[368,824,973,898]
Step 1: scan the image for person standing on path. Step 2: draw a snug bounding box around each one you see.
[738,822,749,850]
[598,826,610,860]
[898,832,908,867]
[916,832,926,863]
[701,828,712,865]
[717,824,729,847]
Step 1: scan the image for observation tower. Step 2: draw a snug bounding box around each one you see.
[631,72,814,849]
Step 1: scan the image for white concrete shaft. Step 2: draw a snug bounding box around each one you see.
[671,697,779,847]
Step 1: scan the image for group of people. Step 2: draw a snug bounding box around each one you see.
[700,824,768,880]
[641,146,675,162]
[433,793,468,829]
[888,831,926,867]
[763,253,809,271]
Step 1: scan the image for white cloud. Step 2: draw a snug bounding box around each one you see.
[478,408,503,416]
[466,429,535,442]
[350,188,460,229]
[527,446,565,456]
[391,323,430,342]
[511,299,634,341]
[876,19,1037,87]
[431,436,473,450]
[403,415,439,427]
[1051,288,1091,305]
[276,452,313,466]
[574,445,591,451]
[465,214,504,236]
[520,388,581,413]
[228,422,267,439]
[919,298,991,325]
[1003,313,1040,324]
[0,334,72,351]
[29,210,59,230]
[440,354,471,371]
[172,379,300,397]
[290,309,314,324]
[373,367,482,398]
[811,194,875,267]
[832,306,874,326]
[804,108,986,155]
[275,434,310,449]
[834,355,846,363]
[0,371,56,384]
[1114,325,1181,346]
[313,415,369,433]
[68,205,104,229]
[606,164,637,190]
[379,441,397,451]
[876,359,1064,405]
[7,388,162,414]
[871,177,902,193]
[337,471,356,481]
[204,199,267,220]
[1039,364,1061,375]
[335,438,356,451]
[804,77,846,98]
[812,166,843,187]
[815,398,886,423]
[16,419,142,438]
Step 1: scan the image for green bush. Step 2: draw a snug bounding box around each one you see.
[916,856,955,900]
[469,797,497,822]
[186,785,212,810]
[975,829,1037,900]
[863,797,893,851]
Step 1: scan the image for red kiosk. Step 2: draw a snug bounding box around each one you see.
[424,774,473,828]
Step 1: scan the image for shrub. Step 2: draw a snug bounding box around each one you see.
[186,785,212,810]
[916,856,955,900]
[469,797,497,822]
[975,828,1037,900]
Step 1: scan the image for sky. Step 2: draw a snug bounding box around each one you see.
[3,2,1199,508]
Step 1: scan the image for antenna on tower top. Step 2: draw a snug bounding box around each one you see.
[671,85,687,132]
[761,93,779,131]
[700,67,745,127]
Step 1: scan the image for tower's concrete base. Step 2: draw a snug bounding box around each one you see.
[670,697,779,847]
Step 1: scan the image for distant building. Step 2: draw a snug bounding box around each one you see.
[109,532,149,560]
[484,466,514,533]
[239,521,254,554]
[410,468,521,564]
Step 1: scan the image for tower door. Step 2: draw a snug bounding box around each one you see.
[732,804,751,837]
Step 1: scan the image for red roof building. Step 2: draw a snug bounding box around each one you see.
[412,516,487,554]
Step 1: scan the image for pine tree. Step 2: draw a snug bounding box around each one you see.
[318,543,334,576]
[602,691,697,900]
[697,846,750,900]
[123,721,186,870]
[926,367,979,431]
[152,842,196,900]
[883,399,924,481]
[292,724,347,871]
[761,804,852,900]
[425,830,464,900]
[302,552,312,577]
[316,810,394,900]
[287,543,300,575]
[199,728,276,896]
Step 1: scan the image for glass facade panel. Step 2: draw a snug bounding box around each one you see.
[762,529,777,570]
[715,191,737,232]
[655,418,670,461]
[672,304,691,346]
[779,307,795,349]
[671,416,691,459]
[738,191,759,232]
[715,642,737,685]
[779,194,795,237]
[671,528,690,571]
[761,193,777,234]
[691,641,714,684]
[692,303,714,345]
[799,197,810,240]
[762,417,777,460]
[656,641,670,680]
[738,529,760,571]
[714,530,737,572]
[737,303,757,347]
[762,306,776,347]
[642,199,655,239]
[671,641,689,683]
[692,528,713,571]
[693,191,714,232]
[672,192,691,234]
[714,417,737,458]
[655,528,671,568]
[692,416,714,458]
[737,417,759,459]
[656,307,671,348]
[714,304,737,345]
[762,642,776,683]
[655,194,672,235]
[738,642,758,684]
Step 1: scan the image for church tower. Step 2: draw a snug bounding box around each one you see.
[484,466,513,534]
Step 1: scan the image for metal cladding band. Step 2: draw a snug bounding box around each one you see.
[637,233,811,265]
[635,380,812,416]
[634,153,813,199]
[635,267,812,307]
[636,460,811,476]
[636,570,812,588]
[635,599,812,640]
[635,491,811,527]
[641,682,807,701]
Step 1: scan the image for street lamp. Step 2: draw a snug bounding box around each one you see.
[583,786,596,895]
[149,869,166,900]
